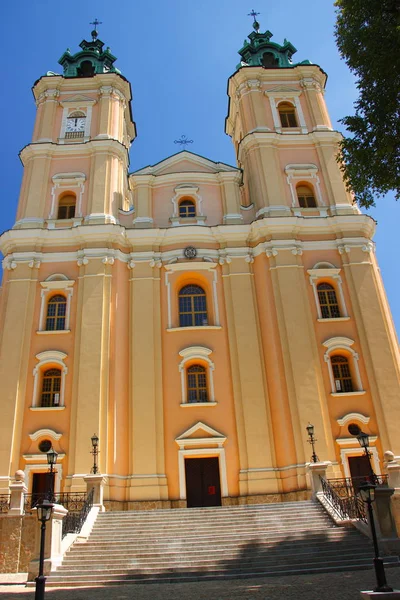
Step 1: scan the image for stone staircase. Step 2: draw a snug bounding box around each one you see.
[46,500,376,586]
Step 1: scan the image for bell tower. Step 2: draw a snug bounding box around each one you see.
[15,27,136,228]
[225,19,355,217]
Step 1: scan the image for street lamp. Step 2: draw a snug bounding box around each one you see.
[35,499,53,600]
[46,448,58,501]
[356,431,378,484]
[306,423,319,463]
[90,434,99,474]
[358,482,393,593]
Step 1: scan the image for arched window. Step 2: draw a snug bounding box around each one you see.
[187,365,208,403]
[179,199,196,218]
[41,369,62,407]
[278,102,298,128]
[57,193,76,219]
[297,184,317,208]
[262,52,278,68]
[45,295,67,331]
[331,356,353,393]
[77,60,95,77]
[317,283,340,319]
[179,285,207,327]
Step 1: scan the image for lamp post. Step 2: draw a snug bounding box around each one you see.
[357,431,378,484]
[90,434,99,474]
[35,499,53,600]
[306,423,319,463]
[46,448,58,502]
[358,482,393,593]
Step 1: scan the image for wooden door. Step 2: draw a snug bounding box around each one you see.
[185,457,222,508]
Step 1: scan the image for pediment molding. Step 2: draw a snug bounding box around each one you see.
[175,421,226,449]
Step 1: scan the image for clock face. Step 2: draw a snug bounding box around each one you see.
[66,117,86,132]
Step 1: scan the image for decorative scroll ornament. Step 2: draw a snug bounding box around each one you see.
[149,259,162,268]
[28,260,41,269]
[77,257,89,266]
[102,256,115,265]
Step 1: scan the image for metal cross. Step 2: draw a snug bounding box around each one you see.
[248,10,260,22]
[248,10,261,33]
[90,18,103,33]
[174,135,194,149]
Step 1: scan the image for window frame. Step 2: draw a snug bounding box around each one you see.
[40,368,62,407]
[178,199,196,219]
[38,276,75,333]
[323,337,364,395]
[57,193,77,220]
[186,364,208,404]
[45,294,68,331]
[308,265,348,321]
[32,351,68,408]
[278,102,298,128]
[178,346,216,406]
[49,172,86,220]
[178,284,208,328]
[317,282,341,319]
[296,183,317,208]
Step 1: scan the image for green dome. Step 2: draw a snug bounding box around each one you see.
[237,29,311,70]
[58,37,120,78]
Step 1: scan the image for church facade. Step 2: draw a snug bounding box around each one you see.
[0,24,399,509]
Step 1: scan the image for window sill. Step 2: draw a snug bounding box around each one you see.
[167,326,222,332]
[317,317,350,323]
[330,391,366,397]
[30,406,66,411]
[36,330,71,335]
[180,402,217,407]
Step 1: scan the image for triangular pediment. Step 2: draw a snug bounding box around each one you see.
[132,151,239,177]
[266,85,299,94]
[175,421,227,448]
[62,94,96,103]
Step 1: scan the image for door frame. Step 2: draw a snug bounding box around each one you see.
[178,448,228,501]
[339,445,380,479]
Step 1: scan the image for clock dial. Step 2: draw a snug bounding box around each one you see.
[66,117,86,132]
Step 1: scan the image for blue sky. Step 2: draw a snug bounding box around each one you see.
[1,0,399,333]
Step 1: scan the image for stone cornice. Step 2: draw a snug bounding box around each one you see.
[19,138,129,165]
[0,214,376,258]
[238,129,343,156]
[33,72,132,103]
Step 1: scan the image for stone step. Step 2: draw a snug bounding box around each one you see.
[59,547,373,570]
[73,530,358,552]
[47,558,375,585]
[91,515,333,528]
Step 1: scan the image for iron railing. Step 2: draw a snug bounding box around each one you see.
[62,487,94,539]
[24,491,89,513]
[320,476,388,524]
[0,494,10,513]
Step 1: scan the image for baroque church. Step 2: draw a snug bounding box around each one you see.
[0,20,399,510]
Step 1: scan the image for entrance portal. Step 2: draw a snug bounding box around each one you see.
[185,457,222,508]
[32,472,50,506]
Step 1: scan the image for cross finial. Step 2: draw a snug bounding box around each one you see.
[247,10,261,33]
[90,18,103,40]
[174,135,194,149]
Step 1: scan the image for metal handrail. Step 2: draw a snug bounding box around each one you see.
[24,491,89,513]
[0,494,10,513]
[320,477,368,523]
[62,487,94,539]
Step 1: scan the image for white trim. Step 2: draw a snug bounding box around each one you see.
[178,449,228,500]
[164,262,219,329]
[171,186,206,226]
[29,429,62,441]
[24,462,63,495]
[339,446,381,478]
[39,278,75,332]
[285,164,324,208]
[167,326,222,332]
[308,268,348,319]
[337,412,371,427]
[175,422,228,500]
[180,402,217,408]
[336,436,377,446]
[293,96,308,134]
[32,351,68,408]
[178,346,215,404]
[323,337,363,393]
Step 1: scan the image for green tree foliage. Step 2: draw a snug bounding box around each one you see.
[334,0,400,207]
